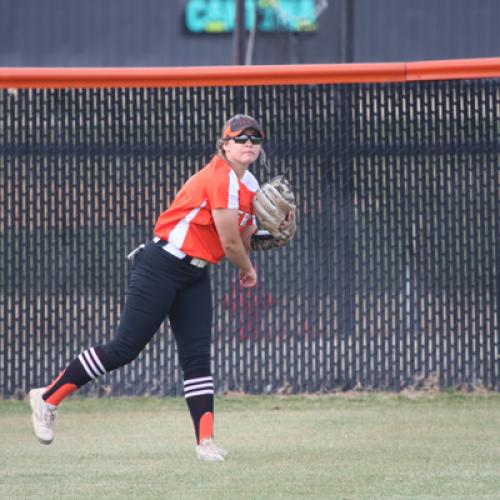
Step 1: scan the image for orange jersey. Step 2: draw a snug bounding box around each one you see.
[154,155,260,264]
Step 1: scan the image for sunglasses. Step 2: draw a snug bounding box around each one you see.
[231,134,264,145]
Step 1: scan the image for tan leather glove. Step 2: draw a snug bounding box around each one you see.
[253,176,297,240]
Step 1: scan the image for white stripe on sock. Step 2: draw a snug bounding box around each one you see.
[83,350,101,378]
[184,376,213,386]
[184,389,214,399]
[184,382,214,393]
[89,347,106,375]
[78,353,96,379]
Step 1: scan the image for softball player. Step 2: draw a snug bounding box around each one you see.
[29,114,270,462]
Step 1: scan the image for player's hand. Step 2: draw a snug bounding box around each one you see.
[240,267,257,288]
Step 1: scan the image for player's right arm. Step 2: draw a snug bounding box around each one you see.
[212,208,257,287]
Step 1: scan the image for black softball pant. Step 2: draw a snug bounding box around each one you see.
[100,241,212,376]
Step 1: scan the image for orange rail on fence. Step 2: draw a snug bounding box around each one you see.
[0,57,499,89]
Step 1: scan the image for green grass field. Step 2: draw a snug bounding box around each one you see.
[1,392,499,499]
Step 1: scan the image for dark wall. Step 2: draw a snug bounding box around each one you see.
[354,0,500,62]
[0,0,499,67]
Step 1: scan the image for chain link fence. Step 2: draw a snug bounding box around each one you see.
[1,80,499,397]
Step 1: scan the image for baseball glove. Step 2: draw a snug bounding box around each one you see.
[253,176,297,243]
[250,230,290,251]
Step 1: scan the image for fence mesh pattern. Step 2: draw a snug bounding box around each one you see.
[1,80,499,397]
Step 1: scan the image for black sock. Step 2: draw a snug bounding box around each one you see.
[42,346,108,405]
[184,371,214,444]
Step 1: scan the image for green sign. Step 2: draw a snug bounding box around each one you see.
[185,0,317,33]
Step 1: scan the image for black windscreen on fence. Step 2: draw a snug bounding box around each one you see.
[1,80,499,397]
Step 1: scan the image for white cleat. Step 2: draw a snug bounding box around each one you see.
[29,388,57,445]
[195,438,227,462]
[213,443,228,457]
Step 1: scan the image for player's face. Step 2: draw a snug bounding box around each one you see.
[223,128,262,167]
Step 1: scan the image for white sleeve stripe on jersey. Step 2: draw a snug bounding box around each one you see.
[228,169,240,209]
[241,170,260,192]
